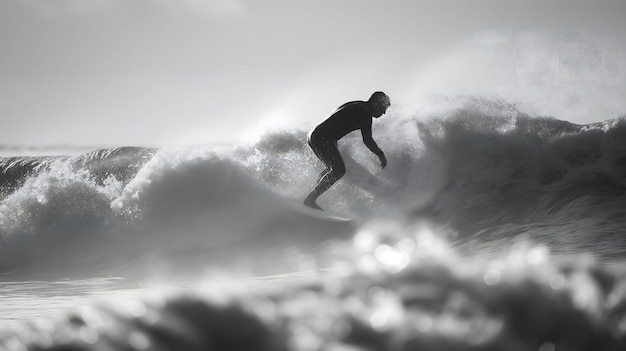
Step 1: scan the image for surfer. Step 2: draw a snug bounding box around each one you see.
[304,91,391,210]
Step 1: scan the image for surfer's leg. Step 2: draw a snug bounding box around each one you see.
[305,141,344,209]
[305,137,328,209]
[324,147,346,185]
[313,168,325,184]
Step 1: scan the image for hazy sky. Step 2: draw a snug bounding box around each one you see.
[1,0,626,147]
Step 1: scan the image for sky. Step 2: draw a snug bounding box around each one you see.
[1,0,626,148]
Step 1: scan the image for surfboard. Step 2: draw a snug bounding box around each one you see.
[291,203,353,222]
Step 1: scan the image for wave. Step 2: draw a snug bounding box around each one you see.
[0,146,354,275]
[1,96,626,273]
[237,97,626,257]
[5,224,626,351]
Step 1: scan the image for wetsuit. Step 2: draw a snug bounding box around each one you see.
[304,101,385,210]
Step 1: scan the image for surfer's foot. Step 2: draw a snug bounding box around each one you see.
[304,197,323,211]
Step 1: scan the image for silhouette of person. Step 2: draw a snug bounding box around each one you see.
[304,91,391,210]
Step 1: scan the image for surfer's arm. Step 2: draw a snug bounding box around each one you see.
[361,126,387,169]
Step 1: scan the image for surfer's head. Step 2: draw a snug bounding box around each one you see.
[368,91,391,117]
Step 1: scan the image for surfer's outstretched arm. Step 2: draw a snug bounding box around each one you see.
[361,126,387,169]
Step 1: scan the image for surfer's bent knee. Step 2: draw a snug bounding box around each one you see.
[331,163,345,179]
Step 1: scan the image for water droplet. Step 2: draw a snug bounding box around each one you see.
[483,269,501,286]
[79,326,98,344]
[538,341,556,351]
[549,274,565,290]
[128,331,150,351]
[369,311,389,331]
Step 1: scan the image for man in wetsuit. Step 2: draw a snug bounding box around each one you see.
[304,91,391,210]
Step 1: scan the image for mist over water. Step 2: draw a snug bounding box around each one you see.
[2,96,626,350]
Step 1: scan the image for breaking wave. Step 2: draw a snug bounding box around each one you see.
[0,96,625,273]
[3,96,626,350]
[5,222,626,351]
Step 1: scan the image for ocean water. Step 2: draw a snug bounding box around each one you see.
[1,97,626,350]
